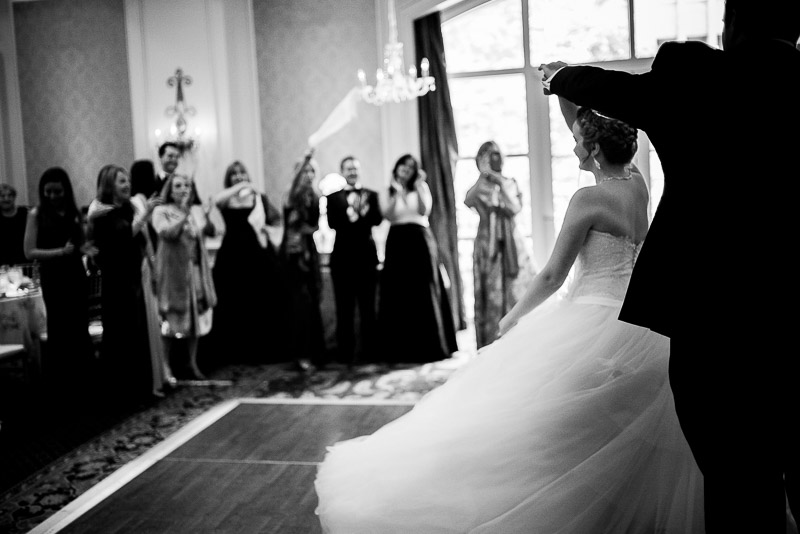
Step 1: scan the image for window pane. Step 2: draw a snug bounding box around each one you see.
[449,74,528,159]
[529,0,631,65]
[441,0,524,73]
[634,0,725,57]
[503,156,532,237]
[458,236,475,321]
[454,159,481,240]
[549,101,591,235]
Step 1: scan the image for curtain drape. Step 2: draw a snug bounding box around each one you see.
[414,12,466,331]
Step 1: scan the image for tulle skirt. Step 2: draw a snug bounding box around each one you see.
[315,296,704,533]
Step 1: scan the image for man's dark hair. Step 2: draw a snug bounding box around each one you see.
[158,141,180,158]
[725,0,800,43]
[340,155,358,172]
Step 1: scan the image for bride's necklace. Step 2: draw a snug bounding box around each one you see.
[597,172,632,183]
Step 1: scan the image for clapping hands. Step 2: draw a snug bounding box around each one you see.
[146,194,163,213]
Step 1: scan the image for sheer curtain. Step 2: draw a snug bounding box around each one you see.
[414,11,466,331]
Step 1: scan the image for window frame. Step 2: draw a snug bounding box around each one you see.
[442,0,686,266]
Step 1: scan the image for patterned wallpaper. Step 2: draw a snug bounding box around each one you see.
[253,0,385,202]
[14,0,134,208]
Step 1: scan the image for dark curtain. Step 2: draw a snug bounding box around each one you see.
[414,12,466,331]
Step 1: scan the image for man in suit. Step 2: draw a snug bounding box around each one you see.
[542,1,799,531]
[156,141,202,206]
[155,141,181,194]
[326,156,383,364]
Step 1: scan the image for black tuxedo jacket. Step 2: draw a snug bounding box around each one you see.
[155,172,170,196]
[551,39,800,338]
[326,187,383,270]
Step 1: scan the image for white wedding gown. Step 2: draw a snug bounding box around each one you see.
[314,230,704,533]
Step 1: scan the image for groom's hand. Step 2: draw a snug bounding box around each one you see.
[539,61,567,95]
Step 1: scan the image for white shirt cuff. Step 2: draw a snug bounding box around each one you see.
[542,66,566,90]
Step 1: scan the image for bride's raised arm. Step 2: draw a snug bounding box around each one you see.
[558,96,579,130]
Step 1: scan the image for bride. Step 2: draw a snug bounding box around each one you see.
[314,96,704,533]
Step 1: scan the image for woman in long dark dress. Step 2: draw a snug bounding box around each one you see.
[281,154,325,369]
[209,161,286,364]
[91,164,152,403]
[23,167,93,386]
[377,154,458,364]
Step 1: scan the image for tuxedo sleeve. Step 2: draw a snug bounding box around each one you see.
[549,65,657,130]
[366,191,383,227]
[326,194,345,229]
[550,42,710,131]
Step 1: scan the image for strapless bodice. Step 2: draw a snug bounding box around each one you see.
[565,229,642,305]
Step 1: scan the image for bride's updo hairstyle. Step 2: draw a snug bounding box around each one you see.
[576,107,638,165]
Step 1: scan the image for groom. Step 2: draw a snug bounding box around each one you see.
[541,0,799,531]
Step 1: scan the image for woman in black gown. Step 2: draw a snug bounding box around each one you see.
[91,164,152,403]
[23,167,93,388]
[377,154,458,364]
[209,161,286,364]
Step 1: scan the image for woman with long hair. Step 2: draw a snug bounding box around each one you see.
[465,141,534,348]
[91,164,153,402]
[376,154,458,364]
[281,152,325,370]
[208,160,285,365]
[23,167,93,387]
[130,159,174,395]
[152,174,217,380]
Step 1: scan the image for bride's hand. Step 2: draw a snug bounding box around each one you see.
[497,313,518,338]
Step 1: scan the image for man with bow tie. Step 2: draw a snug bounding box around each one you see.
[155,142,202,206]
[326,156,383,364]
[155,142,181,194]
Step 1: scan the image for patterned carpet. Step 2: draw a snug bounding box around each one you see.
[0,350,473,534]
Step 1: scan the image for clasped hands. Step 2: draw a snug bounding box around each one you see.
[390,169,427,194]
[538,61,567,95]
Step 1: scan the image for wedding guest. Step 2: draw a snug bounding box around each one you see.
[0,184,28,267]
[154,142,181,194]
[130,159,175,395]
[23,167,93,386]
[377,154,458,364]
[326,156,383,363]
[465,141,534,348]
[154,142,201,207]
[209,160,286,364]
[542,0,800,530]
[91,164,152,403]
[281,153,325,371]
[152,174,217,380]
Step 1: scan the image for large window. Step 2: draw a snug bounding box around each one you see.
[442,0,722,320]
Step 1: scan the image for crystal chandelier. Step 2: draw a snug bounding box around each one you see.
[357,0,436,105]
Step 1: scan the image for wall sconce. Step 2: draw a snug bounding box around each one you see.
[154,68,199,154]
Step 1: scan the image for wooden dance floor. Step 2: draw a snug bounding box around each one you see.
[31,399,414,534]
